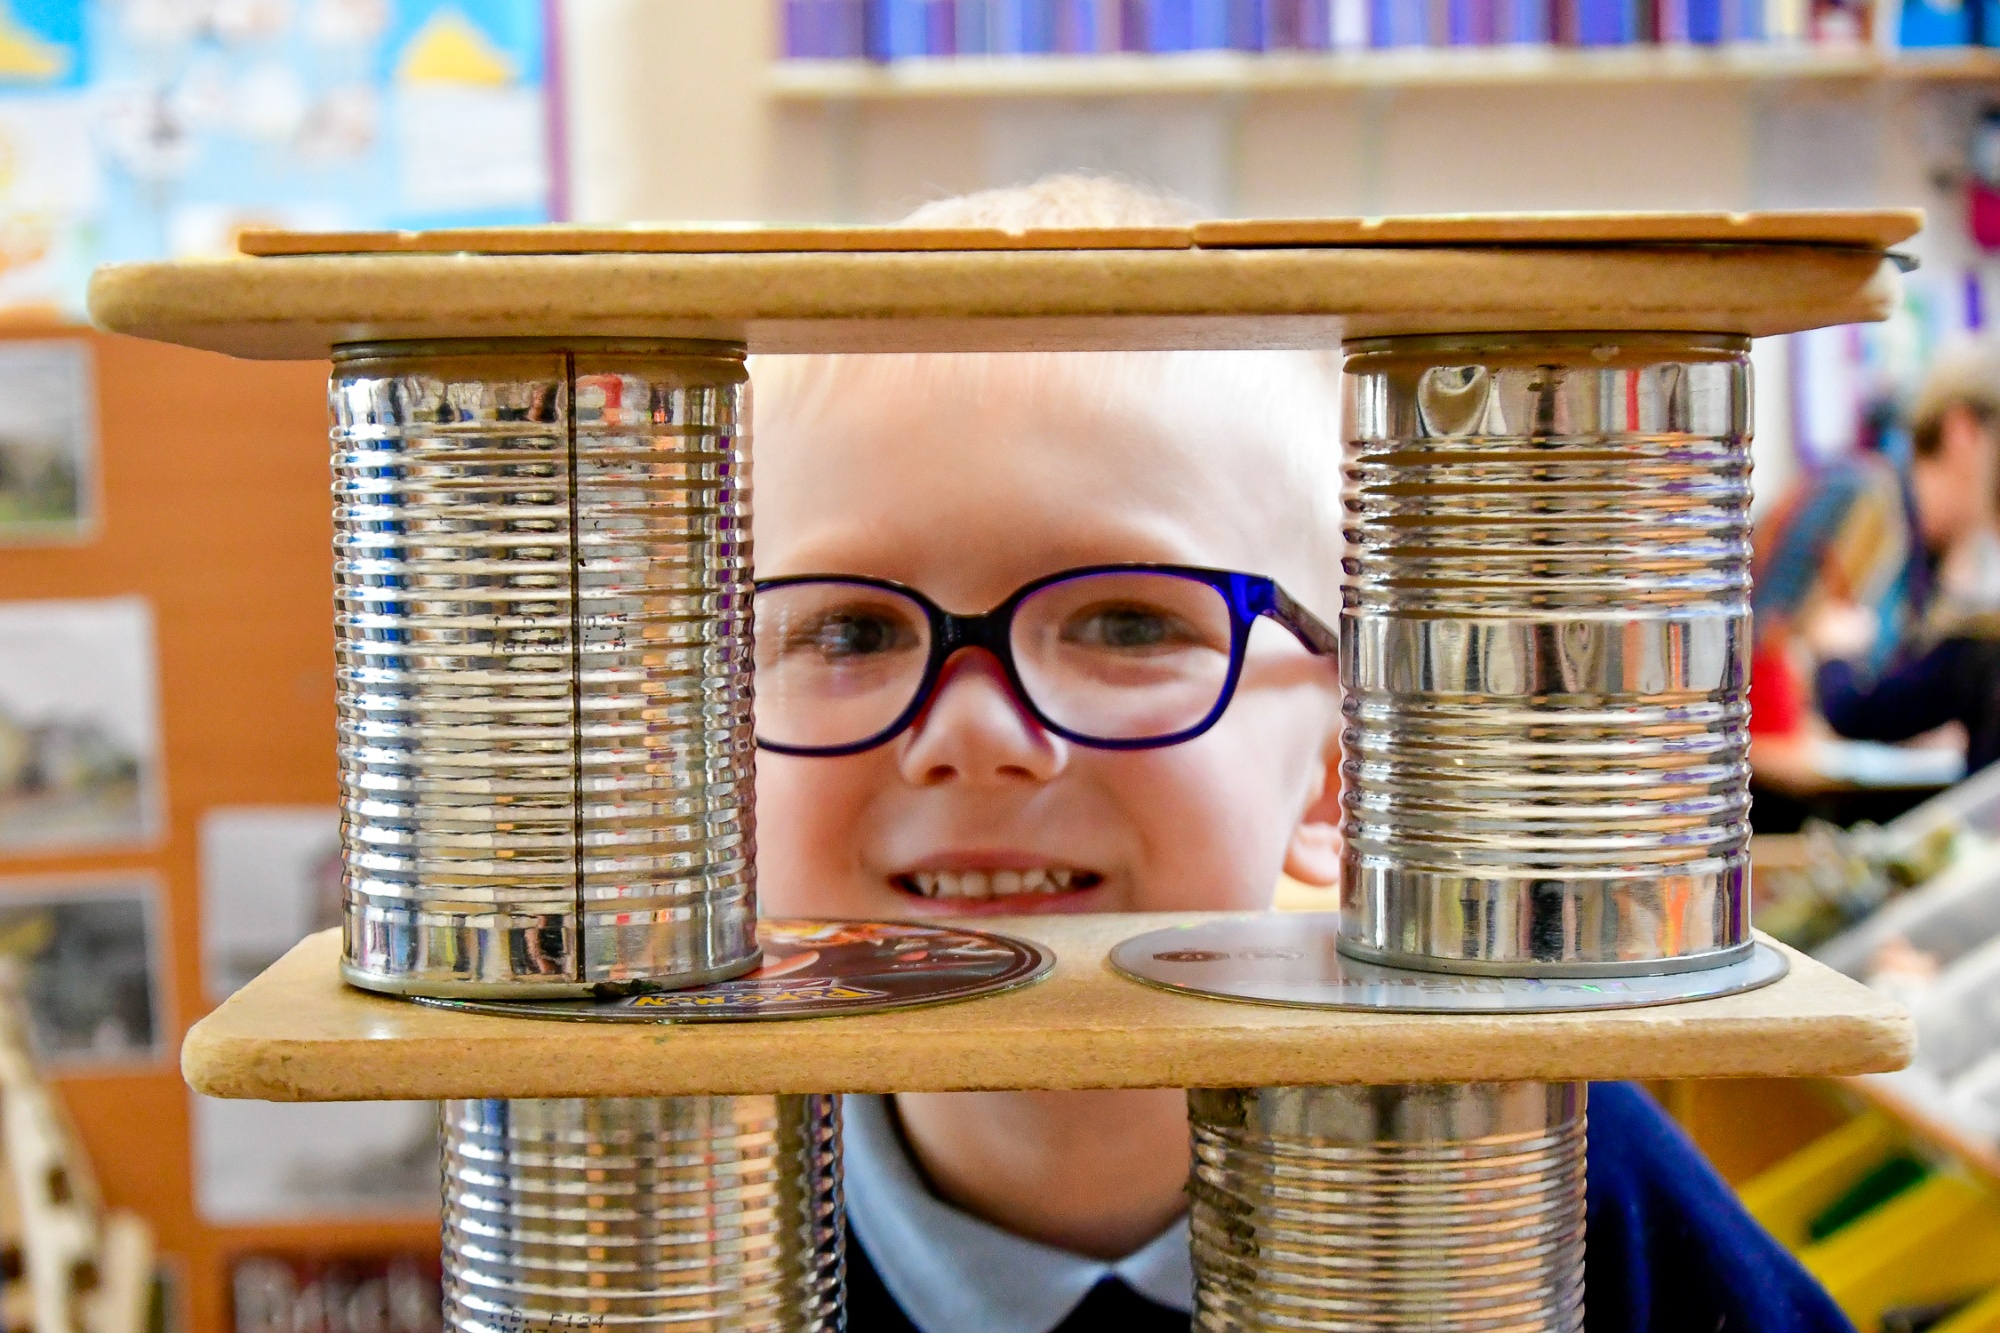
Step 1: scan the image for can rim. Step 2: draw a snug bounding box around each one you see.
[1342,330,1751,368]
[331,336,749,365]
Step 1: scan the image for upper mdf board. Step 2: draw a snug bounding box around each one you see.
[89,210,1920,361]
[233,209,1923,256]
[1194,209,1923,250]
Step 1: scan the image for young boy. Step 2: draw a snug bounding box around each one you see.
[752,176,1851,1333]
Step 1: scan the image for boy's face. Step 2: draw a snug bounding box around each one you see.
[751,356,1343,921]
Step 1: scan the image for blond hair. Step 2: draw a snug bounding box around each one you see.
[1913,339,2000,460]
[899,172,1193,229]
[750,175,1346,610]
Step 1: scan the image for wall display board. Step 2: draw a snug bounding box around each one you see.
[0,0,93,316]
[0,0,555,317]
[199,806,339,1003]
[0,325,429,1331]
[0,595,161,853]
[0,873,165,1067]
[194,1097,436,1222]
[0,337,93,543]
[231,1253,442,1333]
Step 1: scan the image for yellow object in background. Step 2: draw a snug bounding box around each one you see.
[1678,1079,2000,1333]
[1741,1112,1907,1250]
[1802,1174,2000,1333]
[1936,1285,2000,1333]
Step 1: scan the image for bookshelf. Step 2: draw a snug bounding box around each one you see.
[769,43,2000,98]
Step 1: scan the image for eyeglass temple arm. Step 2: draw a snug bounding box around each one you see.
[1266,584,1341,657]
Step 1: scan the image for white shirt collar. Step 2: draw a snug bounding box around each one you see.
[842,1093,1194,1333]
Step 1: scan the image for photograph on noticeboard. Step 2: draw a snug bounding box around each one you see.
[200,806,343,1003]
[231,1252,442,1333]
[0,340,94,543]
[195,1096,440,1223]
[0,596,162,854]
[0,875,166,1066]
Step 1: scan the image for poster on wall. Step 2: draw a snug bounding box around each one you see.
[0,596,162,853]
[0,0,95,316]
[91,0,554,266]
[0,875,166,1066]
[199,805,341,1002]
[194,1096,439,1221]
[0,338,94,542]
[231,1253,441,1333]
[0,0,555,315]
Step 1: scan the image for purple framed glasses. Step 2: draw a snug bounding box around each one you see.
[753,562,1338,756]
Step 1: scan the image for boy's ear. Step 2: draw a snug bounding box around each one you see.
[1283,746,1343,887]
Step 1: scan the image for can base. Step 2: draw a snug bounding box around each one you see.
[1334,934,1758,979]
[1110,915,1787,1013]
[340,949,765,1001]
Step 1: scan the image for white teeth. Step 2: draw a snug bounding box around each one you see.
[936,872,986,899]
[900,868,1092,898]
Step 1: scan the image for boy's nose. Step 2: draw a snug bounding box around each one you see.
[898,649,1066,787]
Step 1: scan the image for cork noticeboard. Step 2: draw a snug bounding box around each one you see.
[0,325,429,1333]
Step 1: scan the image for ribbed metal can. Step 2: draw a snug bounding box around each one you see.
[441,1095,844,1332]
[1339,333,1753,976]
[1188,1083,1587,1333]
[332,339,761,997]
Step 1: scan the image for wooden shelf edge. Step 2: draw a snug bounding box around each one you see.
[86,243,1903,360]
[179,921,1913,1103]
[767,46,2000,100]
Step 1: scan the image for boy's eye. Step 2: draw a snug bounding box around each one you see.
[1061,603,1204,653]
[792,610,919,660]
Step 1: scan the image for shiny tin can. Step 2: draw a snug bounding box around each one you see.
[1339,334,1753,976]
[442,1095,843,1332]
[333,340,760,997]
[1189,1082,1587,1332]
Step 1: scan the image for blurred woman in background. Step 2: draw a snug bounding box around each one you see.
[1811,342,2000,773]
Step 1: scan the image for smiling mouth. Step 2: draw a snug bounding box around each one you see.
[891,869,1106,901]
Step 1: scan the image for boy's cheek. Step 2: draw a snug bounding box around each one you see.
[753,754,884,917]
[1110,741,1302,913]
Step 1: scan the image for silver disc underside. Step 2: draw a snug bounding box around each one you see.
[1110,914,1787,1013]
[412,918,1052,1022]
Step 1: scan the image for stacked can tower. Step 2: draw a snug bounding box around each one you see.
[442,1096,843,1332]
[332,339,762,998]
[1184,334,1754,1332]
[329,339,838,1330]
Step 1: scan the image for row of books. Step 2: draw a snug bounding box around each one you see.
[780,0,1888,59]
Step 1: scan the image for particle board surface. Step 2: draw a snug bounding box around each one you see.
[182,918,1913,1103]
[90,242,1900,360]
[1195,209,1924,250]
[236,224,1196,255]
[232,210,1919,257]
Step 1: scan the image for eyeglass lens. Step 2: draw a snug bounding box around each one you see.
[755,581,933,752]
[753,571,1236,751]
